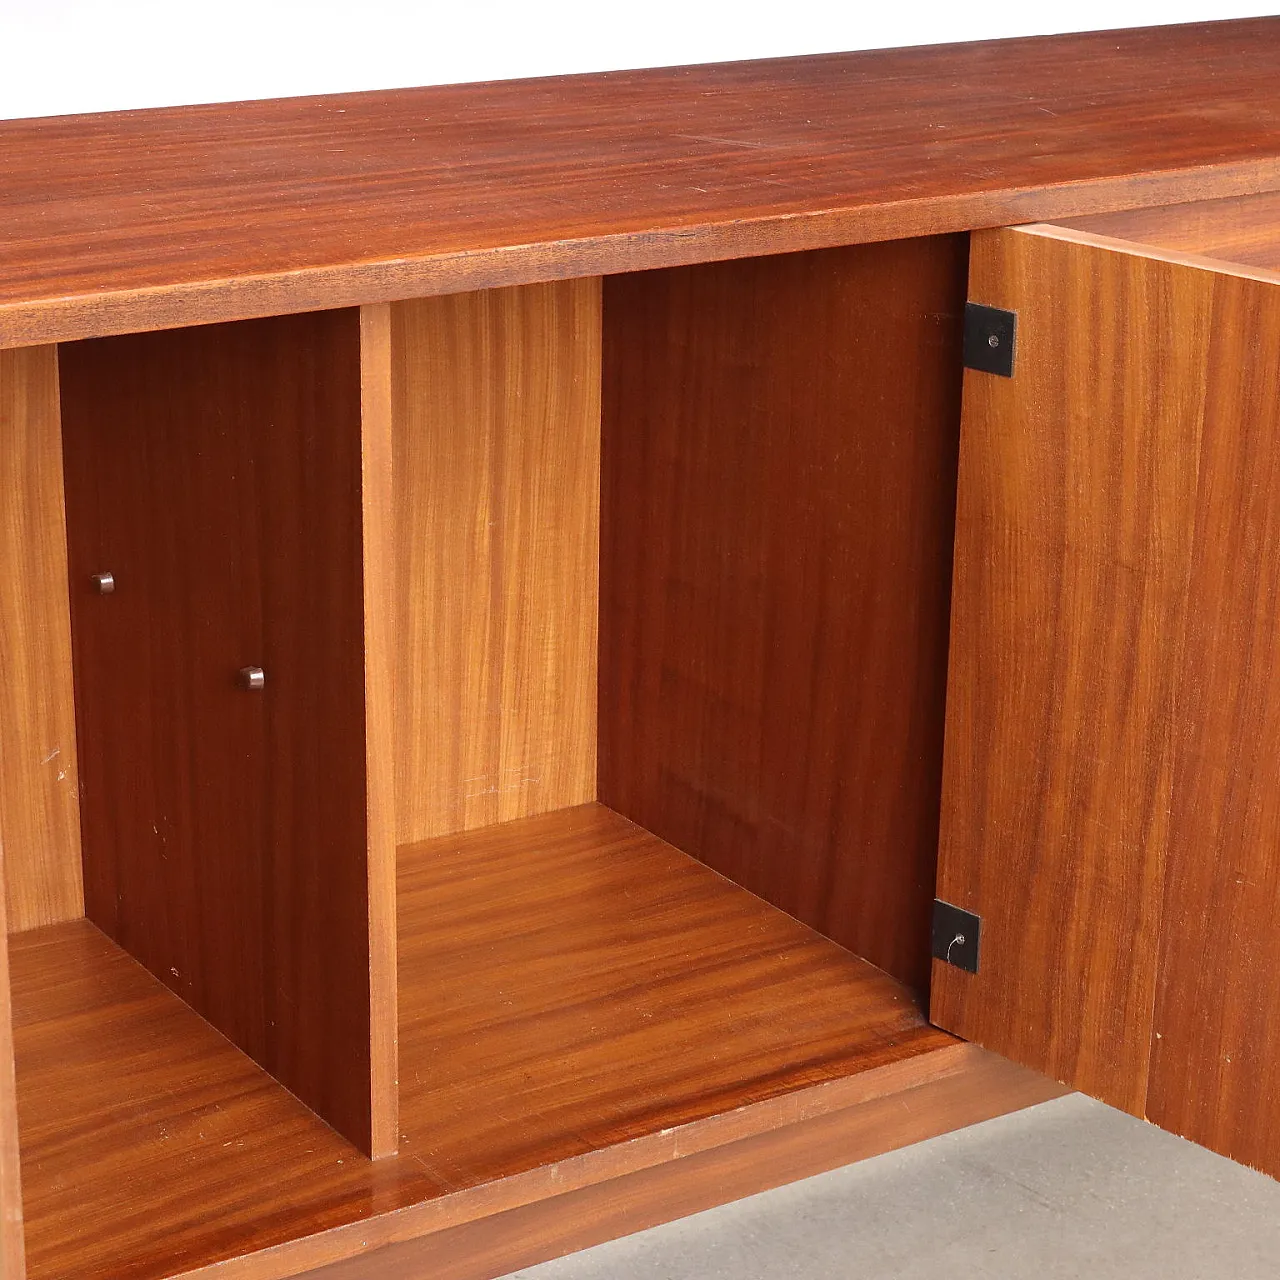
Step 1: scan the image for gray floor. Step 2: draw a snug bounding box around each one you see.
[505,1094,1280,1279]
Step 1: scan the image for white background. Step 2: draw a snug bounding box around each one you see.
[0,1,1274,121]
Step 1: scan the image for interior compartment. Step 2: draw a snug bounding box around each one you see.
[14,805,961,1279]
[0,236,975,1278]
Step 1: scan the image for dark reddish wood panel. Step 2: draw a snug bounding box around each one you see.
[598,238,968,993]
[59,312,379,1153]
[3,20,1280,346]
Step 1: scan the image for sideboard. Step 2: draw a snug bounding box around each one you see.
[2,17,1279,1280]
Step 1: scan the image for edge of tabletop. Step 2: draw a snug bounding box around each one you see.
[3,156,1280,350]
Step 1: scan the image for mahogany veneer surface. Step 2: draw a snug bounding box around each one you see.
[58,313,384,1155]
[934,221,1280,1178]
[1147,258,1280,1176]
[13,805,968,1280]
[3,20,1280,346]
[932,227,1203,1114]
[600,239,966,995]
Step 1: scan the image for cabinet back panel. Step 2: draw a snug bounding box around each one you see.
[0,345,83,934]
[599,239,968,993]
[59,313,378,1153]
[392,281,600,843]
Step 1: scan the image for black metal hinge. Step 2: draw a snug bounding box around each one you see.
[963,302,1016,377]
[932,899,981,973]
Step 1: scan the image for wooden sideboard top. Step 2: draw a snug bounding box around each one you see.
[2,17,1280,348]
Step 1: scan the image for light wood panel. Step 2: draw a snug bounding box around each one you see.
[360,304,400,1159]
[9,807,1064,1280]
[3,20,1280,346]
[600,240,967,993]
[932,227,1211,1113]
[1145,271,1280,1176]
[392,281,600,843]
[0,344,83,934]
[0,864,24,1280]
[59,311,389,1155]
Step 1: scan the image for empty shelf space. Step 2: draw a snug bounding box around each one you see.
[10,921,437,1280]
[394,804,952,1187]
[12,804,958,1280]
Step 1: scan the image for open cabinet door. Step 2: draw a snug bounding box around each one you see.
[932,219,1280,1174]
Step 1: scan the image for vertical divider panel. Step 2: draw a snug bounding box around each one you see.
[61,311,389,1156]
[0,345,84,934]
[360,304,400,1158]
[0,864,24,1279]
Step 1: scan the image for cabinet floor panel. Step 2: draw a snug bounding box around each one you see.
[10,804,1056,1280]
[394,804,949,1186]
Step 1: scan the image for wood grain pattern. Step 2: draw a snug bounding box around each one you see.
[2,20,1280,347]
[59,312,384,1154]
[1145,271,1280,1177]
[395,804,947,1186]
[303,1048,1066,1280]
[932,227,1211,1114]
[939,222,1280,1173]
[392,282,599,843]
[1060,190,1280,272]
[0,869,25,1280]
[11,921,437,1280]
[359,304,400,1159]
[0,344,83,934]
[5,805,1059,1280]
[599,239,967,993]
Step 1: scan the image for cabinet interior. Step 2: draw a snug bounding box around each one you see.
[0,237,973,1279]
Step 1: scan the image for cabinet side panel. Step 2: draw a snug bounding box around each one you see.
[0,345,83,933]
[0,877,24,1279]
[599,239,968,993]
[393,280,601,843]
[931,229,1210,1113]
[1147,273,1280,1175]
[60,313,376,1153]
